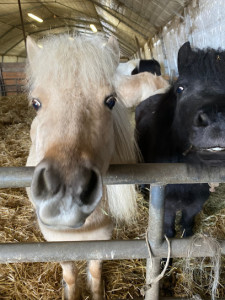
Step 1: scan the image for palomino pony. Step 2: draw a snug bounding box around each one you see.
[26,34,138,300]
[115,72,169,108]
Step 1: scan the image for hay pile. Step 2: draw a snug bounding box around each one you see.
[0,94,224,299]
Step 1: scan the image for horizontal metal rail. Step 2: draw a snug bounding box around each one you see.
[1,163,225,188]
[0,164,225,300]
[0,238,224,263]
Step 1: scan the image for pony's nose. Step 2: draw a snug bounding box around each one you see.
[31,160,62,199]
[31,158,102,210]
[79,168,99,205]
[31,159,103,228]
[194,111,211,127]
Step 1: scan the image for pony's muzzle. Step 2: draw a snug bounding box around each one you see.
[31,159,103,229]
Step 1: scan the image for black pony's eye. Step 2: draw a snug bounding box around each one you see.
[104,94,117,110]
[32,98,41,111]
[176,86,184,94]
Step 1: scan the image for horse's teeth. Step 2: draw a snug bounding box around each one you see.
[206,147,225,152]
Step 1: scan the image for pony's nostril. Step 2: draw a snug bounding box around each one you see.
[32,161,62,199]
[80,169,99,205]
[43,167,61,195]
[194,112,210,127]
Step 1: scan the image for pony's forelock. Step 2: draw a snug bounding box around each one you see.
[26,34,119,95]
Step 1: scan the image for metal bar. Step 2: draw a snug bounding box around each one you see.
[145,184,166,300]
[17,0,26,47]
[0,238,224,263]
[106,164,225,184]
[0,167,34,188]
[1,164,225,188]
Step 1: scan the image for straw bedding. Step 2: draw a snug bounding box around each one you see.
[0,94,224,299]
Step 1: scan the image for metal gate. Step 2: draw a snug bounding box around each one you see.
[0,164,225,300]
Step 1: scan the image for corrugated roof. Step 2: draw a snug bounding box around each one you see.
[0,0,190,58]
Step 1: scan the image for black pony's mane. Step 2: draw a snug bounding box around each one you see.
[180,46,225,86]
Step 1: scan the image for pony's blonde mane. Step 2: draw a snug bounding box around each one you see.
[26,34,119,95]
[26,33,138,224]
[107,99,139,224]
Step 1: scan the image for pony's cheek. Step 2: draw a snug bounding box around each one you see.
[105,131,115,166]
[33,123,50,163]
[94,135,115,174]
[30,117,39,142]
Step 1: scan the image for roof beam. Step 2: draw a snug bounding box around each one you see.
[0,1,55,3]
[0,4,43,18]
[27,25,94,37]
[0,27,15,40]
[55,1,96,19]
[2,24,135,58]
[0,16,98,39]
[1,24,95,56]
[110,0,158,31]
[55,17,99,26]
[90,0,148,39]
[35,0,55,15]
[2,38,24,56]
[0,19,25,33]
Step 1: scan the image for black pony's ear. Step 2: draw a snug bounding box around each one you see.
[178,41,196,74]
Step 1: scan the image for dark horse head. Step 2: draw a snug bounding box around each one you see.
[168,42,225,165]
[136,42,225,166]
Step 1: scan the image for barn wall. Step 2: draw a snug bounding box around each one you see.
[0,62,25,95]
[143,0,225,77]
[0,55,26,63]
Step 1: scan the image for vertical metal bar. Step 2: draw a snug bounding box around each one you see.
[18,0,26,47]
[145,184,166,300]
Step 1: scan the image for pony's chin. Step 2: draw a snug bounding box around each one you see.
[38,218,85,230]
[37,213,86,231]
[196,148,225,165]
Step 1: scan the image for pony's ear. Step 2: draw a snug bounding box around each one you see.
[178,41,196,74]
[107,36,120,62]
[26,36,40,63]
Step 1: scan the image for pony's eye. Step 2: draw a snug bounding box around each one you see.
[176,86,184,94]
[32,98,41,111]
[104,94,117,110]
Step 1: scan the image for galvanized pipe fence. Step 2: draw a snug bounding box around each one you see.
[0,164,225,300]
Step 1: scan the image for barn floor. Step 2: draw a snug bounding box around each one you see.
[0,95,224,299]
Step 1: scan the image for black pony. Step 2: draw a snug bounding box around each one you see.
[135,42,225,237]
[132,58,161,76]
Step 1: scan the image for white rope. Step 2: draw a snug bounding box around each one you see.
[140,231,171,296]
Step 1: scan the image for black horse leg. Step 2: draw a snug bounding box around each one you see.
[164,201,177,238]
[181,184,209,237]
